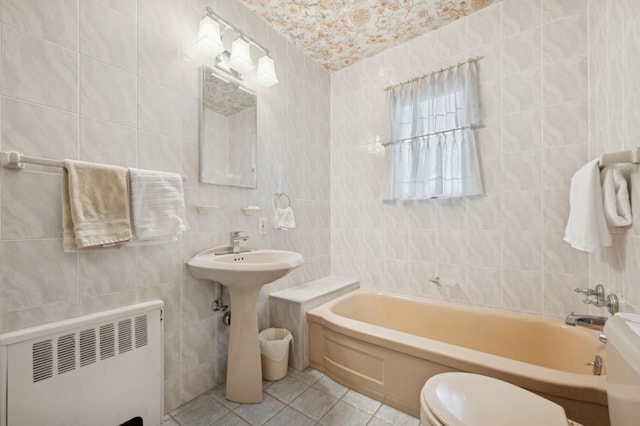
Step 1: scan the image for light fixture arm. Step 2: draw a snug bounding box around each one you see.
[204,7,270,56]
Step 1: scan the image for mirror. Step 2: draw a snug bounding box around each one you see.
[200,66,257,188]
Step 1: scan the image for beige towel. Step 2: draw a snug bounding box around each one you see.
[62,160,132,252]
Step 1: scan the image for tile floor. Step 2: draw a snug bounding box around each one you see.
[162,368,421,426]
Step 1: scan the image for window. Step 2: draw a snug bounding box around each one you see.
[385,60,483,200]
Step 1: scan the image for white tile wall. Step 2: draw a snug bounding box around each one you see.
[2,0,639,414]
[0,0,330,412]
[330,0,595,317]
[588,0,640,313]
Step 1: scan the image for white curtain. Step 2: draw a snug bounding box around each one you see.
[385,61,483,200]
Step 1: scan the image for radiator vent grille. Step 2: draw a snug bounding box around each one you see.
[118,319,132,354]
[79,329,96,367]
[135,315,148,348]
[31,314,150,384]
[99,324,115,360]
[57,334,76,375]
[32,340,53,383]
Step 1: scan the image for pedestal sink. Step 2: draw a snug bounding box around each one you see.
[187,246,304,403]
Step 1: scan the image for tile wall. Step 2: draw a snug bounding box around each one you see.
[0,0,330,412]
[330,0,600,318]
[588,0,640,313]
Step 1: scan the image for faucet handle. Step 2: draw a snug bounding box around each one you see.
[230,230,249,241]
[575,284,605,301]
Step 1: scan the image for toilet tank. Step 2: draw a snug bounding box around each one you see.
[603,314,640,426]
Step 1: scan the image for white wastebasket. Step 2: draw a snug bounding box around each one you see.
[259,328,293,381]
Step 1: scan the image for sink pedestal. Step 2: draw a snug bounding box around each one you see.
[226,287,263,403]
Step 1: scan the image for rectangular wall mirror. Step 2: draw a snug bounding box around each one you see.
[200,66,257,189]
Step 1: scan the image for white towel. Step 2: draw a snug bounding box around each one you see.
[129,168,189,244]
[564,159,611,252]
[62,160,132,252]
[274,207,296,230]
[601,166,632,227]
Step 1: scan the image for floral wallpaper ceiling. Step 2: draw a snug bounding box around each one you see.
[239,0,497,71]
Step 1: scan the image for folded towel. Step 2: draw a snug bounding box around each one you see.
[564,159,611,252]
[601,166,632,227]
[129,168,189,244]
[274,207,296,230]
[62,160,132,252]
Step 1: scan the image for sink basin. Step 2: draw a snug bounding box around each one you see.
[187,247,304,288]
[186,246,304,404]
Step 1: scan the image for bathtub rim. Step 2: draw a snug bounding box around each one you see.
[307,288,608,406]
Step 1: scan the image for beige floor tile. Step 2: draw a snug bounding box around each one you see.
[367,417,393,426]
[264,375,310,403]
[212,412,250,425]
[208,385,242,411]
[287,367,324,385]
[289,386,338,421]
[173,393,229,426]
[313,375,349,398]
[165,369,420,426]
[319,400,372,426]
[375,404,420,426]
[263,406,315,426]
[341,390,382,414]
[233,394,284,426]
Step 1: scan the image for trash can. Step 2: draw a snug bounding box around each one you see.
[259,328,293,381]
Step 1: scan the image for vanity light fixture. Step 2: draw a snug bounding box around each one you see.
[196,15,225,58]
[197,7,278,88]
[256,55,279,87]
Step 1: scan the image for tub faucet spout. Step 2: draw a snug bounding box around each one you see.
[565,312,608,331]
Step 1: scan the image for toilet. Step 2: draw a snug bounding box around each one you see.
[420,313,640,426]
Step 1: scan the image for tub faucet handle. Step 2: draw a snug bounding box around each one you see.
[575,284,605,301]
[583,293,619,315]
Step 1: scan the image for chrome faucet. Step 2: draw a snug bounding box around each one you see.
[564,312,608,331]
[575,284,619,315]
[229,231,249,253]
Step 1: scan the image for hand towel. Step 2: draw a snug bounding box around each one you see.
[62,160,132,252]
[129,168,189,244]
[274,207,296,230]
[564,159,611,252]
[601,166,632,227]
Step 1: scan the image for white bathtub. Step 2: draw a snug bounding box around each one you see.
[307,289,608,426]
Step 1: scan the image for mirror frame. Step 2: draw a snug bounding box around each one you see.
[199,66,257,189]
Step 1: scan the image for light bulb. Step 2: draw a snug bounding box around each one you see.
[197,15,225,57]
[229,38,254,74]
[256,55,279,87]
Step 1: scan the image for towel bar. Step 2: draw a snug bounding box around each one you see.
[598,147,640,167]
[1,151,188,182]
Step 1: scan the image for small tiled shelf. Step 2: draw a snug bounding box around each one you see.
[269,276,359,371]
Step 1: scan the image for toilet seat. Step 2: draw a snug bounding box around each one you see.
[420,372,568,426]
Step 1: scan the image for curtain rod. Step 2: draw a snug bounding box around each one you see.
[383,56,482,92]
[382,125,483,147]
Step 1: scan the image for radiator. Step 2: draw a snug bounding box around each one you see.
[0,300,164,426]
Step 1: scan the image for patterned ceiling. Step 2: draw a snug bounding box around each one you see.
[239,0,497,71]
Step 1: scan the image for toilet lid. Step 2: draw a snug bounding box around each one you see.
[422,373,568,426]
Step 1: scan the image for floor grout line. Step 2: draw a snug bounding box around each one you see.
[165,368,419,426]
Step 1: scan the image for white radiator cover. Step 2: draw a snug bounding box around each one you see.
[0,300,164,426]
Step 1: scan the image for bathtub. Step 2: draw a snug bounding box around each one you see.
[307,289,608,426]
